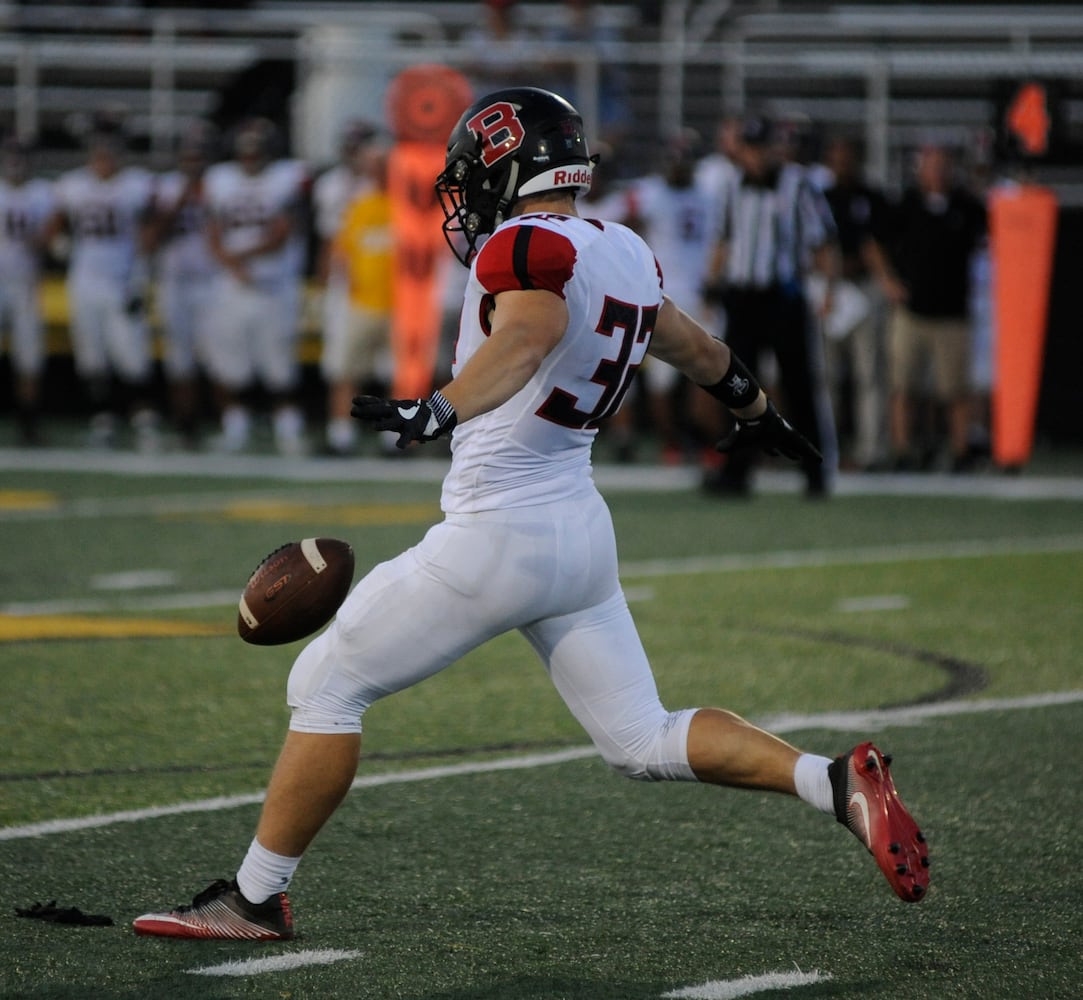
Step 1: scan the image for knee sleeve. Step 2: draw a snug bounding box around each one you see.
[599,707,697,782]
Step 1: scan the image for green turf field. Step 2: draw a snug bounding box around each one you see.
[1,451,1081,999]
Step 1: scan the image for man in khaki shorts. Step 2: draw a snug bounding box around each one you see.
[874,144,986,471]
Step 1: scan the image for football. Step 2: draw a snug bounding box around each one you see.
[237,538,355,646]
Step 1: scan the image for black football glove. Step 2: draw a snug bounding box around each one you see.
[351,390,458,449]
[124,288,147,319]
[125,260,150,319]
[716,400,822,464]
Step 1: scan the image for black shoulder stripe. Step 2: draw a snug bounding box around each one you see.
[512,225,535,290]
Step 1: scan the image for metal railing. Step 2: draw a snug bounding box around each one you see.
[1,3,1081,194]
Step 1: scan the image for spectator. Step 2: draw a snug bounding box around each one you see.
[202,118,309,455]
[816,135,891,471]
[322,141,394,456]
[0,137,53,446]
[704,114,839,497]
[312,121,379,446]
[873,143,987,471]
[45,117,160,451]
[145,121,219,447]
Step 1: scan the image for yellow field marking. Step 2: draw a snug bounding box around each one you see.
[0,490,58,511]
[0,614,229,642]
[214,500,439,525]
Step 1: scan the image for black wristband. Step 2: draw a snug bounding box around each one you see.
[698,353,761,408]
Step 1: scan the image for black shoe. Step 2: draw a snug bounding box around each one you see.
[950,451,978,474]
[701,469,751,498]
[132,878,294,940]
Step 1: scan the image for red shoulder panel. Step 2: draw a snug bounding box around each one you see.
[475,222,577,299]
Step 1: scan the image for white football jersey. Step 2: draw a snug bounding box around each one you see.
[204,159,303,284]
[0,177,53,279]
[441,213,663,514]
[153,171,215,279]
[627,174,719,304]
[54,166,153,282]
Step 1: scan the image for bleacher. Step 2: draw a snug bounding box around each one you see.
[2,2,1081,187]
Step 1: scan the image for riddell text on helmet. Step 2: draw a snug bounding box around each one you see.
[552,168,591,186]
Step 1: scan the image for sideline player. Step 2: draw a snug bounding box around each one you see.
[0,137,53,445]
[622,128,719,464]
[145,122,218,446]
[202,118,308,455]
[46,119,160,450]
[134,88,929,942]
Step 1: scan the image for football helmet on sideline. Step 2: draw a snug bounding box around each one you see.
[435,87,595,265]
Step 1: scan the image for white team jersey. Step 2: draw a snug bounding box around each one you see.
[580,187,632,226]
[441,213,663,514]
[0,177,53,280]
[204,159,303,285]
[627,174,718,304]
[694,153,739,206]
[153,171,215,279]
[54,166,153,283]
[313,163,370,241]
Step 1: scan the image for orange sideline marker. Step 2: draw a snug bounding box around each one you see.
[386,66,473,399]
[989,185,1058,468]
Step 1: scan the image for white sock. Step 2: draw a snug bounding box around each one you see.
[327,417,357,452]
[793,753,836,816]
[236,838,301,904]
[222,405,251,448]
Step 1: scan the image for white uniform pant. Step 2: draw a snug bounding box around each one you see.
[203,274,299,392]
[0,277,44,377]
[287,488,696,782]
[157,271,215,381]
[67,274,151,383]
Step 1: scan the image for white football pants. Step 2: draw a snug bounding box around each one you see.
[287,487,696,782]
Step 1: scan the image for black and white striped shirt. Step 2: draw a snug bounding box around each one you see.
[719,162,835,290]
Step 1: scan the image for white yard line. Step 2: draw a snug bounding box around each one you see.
[662,970,831,998]
[186,949,362,977]
[3,534,1082,618]
[2,693,1080,843]
[619,533,1083,579]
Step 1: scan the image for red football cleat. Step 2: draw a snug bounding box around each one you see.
[133,879,294,940]
[829,742,930,902]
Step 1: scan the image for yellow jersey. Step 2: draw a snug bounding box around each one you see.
[333,189,394,312]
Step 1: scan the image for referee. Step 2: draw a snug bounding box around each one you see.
[705,115,839,496]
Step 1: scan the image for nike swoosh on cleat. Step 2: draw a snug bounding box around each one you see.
[850,790,872,847]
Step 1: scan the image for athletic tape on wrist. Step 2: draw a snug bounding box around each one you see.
[427,389,457,430]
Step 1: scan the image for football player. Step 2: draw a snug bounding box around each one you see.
[621,127,720,464]
[46,118,160,450]
[0,136,53,445]
[202,117,308,455]
[134,88,928,942]
[145,121,218,446]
